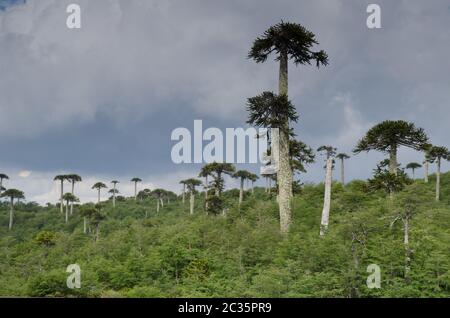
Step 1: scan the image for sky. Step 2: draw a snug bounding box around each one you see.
[1,0,449,204]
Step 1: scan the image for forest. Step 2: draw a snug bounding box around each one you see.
[0,21,449,298]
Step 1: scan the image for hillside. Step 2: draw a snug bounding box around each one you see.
[0,173,449,298]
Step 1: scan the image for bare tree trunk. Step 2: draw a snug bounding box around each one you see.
[424,160,429,183]
[0,179,3,196]
[160,198,164,207]
[403,217,411,282]
[320,157,333,236]
[97,189,100,204]
[9,197,14,230]
[252,181,254,195]
[190,192,194,215]
[65,200,69,223]
[60,180,64,214]
[95,225,100,242]
[277,50,292,234]
[134,182,137,200]
[70,181,75,215]
[436,158,441,201]
[83,217,87,234]
[412,169,415,179]
[239,178,244,207]
[389,147,398,175]
[340,158,345,185]
[157,199,160,213]
[112,183,116,208]
[182,184,186,204]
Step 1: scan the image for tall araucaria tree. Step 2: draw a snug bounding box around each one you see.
[248,173,259,195]
[131,178,142,200]
[111,180,119,208]
[248,21,328,234]
[428,146,450,201]
[233,170,252,207]
[179,180,188,205]
[422,143,433,183]
[336,153,350,185]
[54,175,68,214]
[0,189,24,230]
[208,162,236,197]
[354,120,428,176]
[0,174,9,196]
[92,182,107,204]
[66,174,82,215]
[199,164,214,210]
[317,146,336,236]
[184,179,202,215]
[62,192,78,224]
[405,162,422,179]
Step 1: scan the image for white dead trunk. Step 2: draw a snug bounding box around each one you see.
[83,217,87,234]
[70,181,75,215]
[65,201,69,223]
[60,180,64,214]
[436,158,441,201]
[9,197,14,230]
[320,157,333,236]
[190,192,194,215]
[424,160,429,183]
[112,183,116,208]
[239,178,244,207]
[340,158,345,185]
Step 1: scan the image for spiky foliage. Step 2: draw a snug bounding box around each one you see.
[367,161,412,195]
[54,175,68,213]
[317,146,337,159]
[131,178,142,200]
[336,153,350,161]
[62,193,79,223]
[92,182,107,203]
[208,162,236,197]
[248,21,328,67]
[0,173,9,195]
[290,140,315,174]
[406,162,422,178]
[184,179,202,193]
[354,120,428,175]
[246,92,298,133]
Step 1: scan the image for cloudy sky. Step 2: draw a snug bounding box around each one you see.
[1,0,449,204]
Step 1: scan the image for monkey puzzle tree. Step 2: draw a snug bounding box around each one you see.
[80,205,105,241]
[422,144,433,183]
[233,170,253,207]
[336,153,350,185]
[66,174,82,215]
[179,180,188,204]
[290,139,315,178]
[62,192,78,224]
[131,178,142,200]
[0,173,8,196]
[54,175,68,213]
[367,160,411,196]
[428,146,450,201]
[248,173,259,194]
[208,162,236,197]
[199,163,215,210]
[152,189,165,213]
[248,21,328,234]
[317,146,336,236]
[405,162,422,179]
[92,182,107,204]
[0,189,24,230]
[184,178,202,215]
[354,120,428,176]
[111,180,119,208]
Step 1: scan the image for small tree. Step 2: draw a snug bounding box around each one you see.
[62,193,79,224]
[92,182,107,204]
[405,162,422,179]
[131,178,142,200]
[66,174,82,215]
[54,175,68,213]
[184,179,202,215]
[111,180,119,208]
[336,153,350,185]
[354,120,428,175]
[428,146,450,201]
[0,189,25,230]
[233,170,252,207]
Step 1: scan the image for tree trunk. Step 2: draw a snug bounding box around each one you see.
[182,184,186,204]
[70,181,75,215]
[277,50,292,234]
[97,189,101,204]
[160,198,164,207]
[190,192,194,215]
[252,181,254,195]
[320,157,333,236]
[95,225,100,242]
[134,182,137,200]
[112,183,116,208]
[340,158,345,185]
[436,158,441,201]
[389,147,398,175]
[424,160,429,183]
[9,197,14,230]
[403,217,411,282]
[83,217,87,234]
[239,178,244,207]
[65,200,69,223]
[60,180,64,214]
[412,168,415,179]
[157,198,160,213]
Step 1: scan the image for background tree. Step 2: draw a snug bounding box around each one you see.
[183,179,202,215]
[179,180,187,205]
[92,182,107,204]
[199,164,214,210]
[111,180,119,208]
[354,120,428,175]
[422,143,433,183]
[0,173,8,196]
[0,189,24,230]
[208,162,235,197]
[66,174,82,215]
[248,173,259,194]
[152,189,165,213]
[80,205,105,241]
[248,21,328,234]
[131,178,142,200]
[367,160,411,196]
[53,175,68,214]
[62,193,78,224]
[428,146,450,201]
[336,153,350,185]
[317,146,336,236]
[405,162,421,179]
[233,170,252,207]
